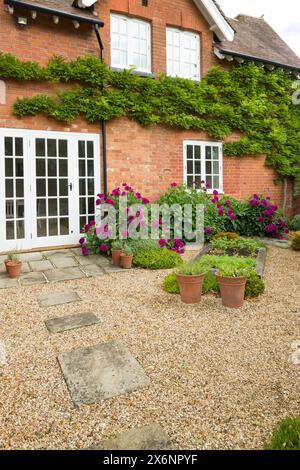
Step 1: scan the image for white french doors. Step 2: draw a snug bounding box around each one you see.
[0,129,100,252]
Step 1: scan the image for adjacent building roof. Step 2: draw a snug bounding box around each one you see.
[216,14,300,72]
[4,0,104,25]
[193,0,235,42]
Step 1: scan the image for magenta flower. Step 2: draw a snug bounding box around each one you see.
[174,239,185,248]
[142,197,150,204]
[218,209,224,216]
[227,209,234,215]
[284,228,289,234]
[225,200,231,206]
[121,191,126,196]
[253,194,259,200]
[250,199,259,206]
[90,220,96,226]
[204,227,213,234]
[105,198,115,206]
[265,223,277,234]
[96,199,101,206]
[81,246,89,257]
[170,182,178,187]
[176,249,185,255]
[84,224,91,233]
[159,239,167,247]
[100,243,108,253]
[258,217,265,223]
[213,190,219,196]
[230,214,236,221]
[79,237,85,245]
[97,193,105,199]
[136,192,142,199]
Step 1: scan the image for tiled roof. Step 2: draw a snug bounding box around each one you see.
[4,0,104,24]
[216,14,300,71]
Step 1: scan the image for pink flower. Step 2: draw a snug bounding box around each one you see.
[97,193,105,199]
[258,217,265,223]
[230,214,236,221]
[96,199,101,206]
[152,220,160,229]
[218,209,224,216]
[204,227,213,234]
[176,249,185,255]
[79,237,85,245]
[142,197,150,204]
[84,224,91,233]
[170,182,178,187]
[135,192,142,199]
[81,246,89,257]
[121,191,126,196]
[90,220,96,226]
[100,243,108,253]
[159,239,167,247]
[105,198,115,206]
[227,209,234,215]
[213,190,219,196]
[225,200,231,206]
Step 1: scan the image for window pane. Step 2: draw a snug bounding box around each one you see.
[60,198,69,216]
[195,161,201,175]
[78,141,85,158]
[36,139,45,157]
[16,180,24,198]
[5,179,14,198]
[87,160,94,177]
[87,141,94,159]
[59,159,68,177]
[79,160,86,177]
[59,140,67,158]
[47,139,57,157]
[187,176,193,187]
[206,147,212,160]
[16,200,24,219]
[213,161,219,174]
[36,159,46,176]
[37,219,47,237]
[213,147,219,160]
[187,145,193,159]
[15,138,23,156]
[60,218,69,235]
[194,146,201,160]
[37,199,46,217]
[6,221,14,240]
[48,179,57,197]
[48,199,57,217]
[5,159,13,177]
[80,197,86,215]
[49,218,58,236]
[79,179,86,196]
[206,161,212,174]
[6,200,14,219]
[16,220,25,239]
[213,176,220,189]
[88,179,94,195]
[88,197,94,214]
[48,159,57,177]
[15,159,23,177]
[5,137,13,156]
[59,179,68,197]
[187,160,193,174]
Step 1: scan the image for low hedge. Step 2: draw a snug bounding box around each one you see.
[265,417,300,450]
[133,249,182,270]
[163,271,219,295]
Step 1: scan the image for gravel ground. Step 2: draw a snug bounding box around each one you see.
[0,246,299,450]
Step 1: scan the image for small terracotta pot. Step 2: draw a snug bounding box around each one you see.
[111,249,123,267]
[4,259,9,273]
[6,261,22,279]
[121,254,133,269]
[216,274,247,309]
[176,273,205,304]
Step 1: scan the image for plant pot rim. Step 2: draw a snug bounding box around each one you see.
[121,253,133,258]
[176,272,206,278]
[7,260,22,266]
[215,272,247,281]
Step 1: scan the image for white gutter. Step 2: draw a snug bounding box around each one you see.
[193,0,234,42]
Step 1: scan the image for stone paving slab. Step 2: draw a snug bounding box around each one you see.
[42,249,75,258]
[82,264,106,277]
[58,341,150,405]
[19,272,47,287]
[38,291,81,308]
[0,275,18,289]
[43,267,86,282]
[29,260,54,272]
[45,312,99,334]
[90,424,173,450]
[75,255,111,267]
[19,252,44,262]
[50,256,79,268]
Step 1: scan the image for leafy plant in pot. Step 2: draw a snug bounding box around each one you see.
[176,262,207,304]
[215,262,248,309]
[111,240,124,266]
[6,251,22,279]
[120,244,133,269]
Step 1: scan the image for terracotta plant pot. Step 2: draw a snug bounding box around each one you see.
[216,274,247,309]
[176,273,205,304]
[111,249,123,267]
[121,254,133,269]
[6,261,22,279]
[4,259,9,273]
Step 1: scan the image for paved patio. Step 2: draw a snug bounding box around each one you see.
[0,248,124,289]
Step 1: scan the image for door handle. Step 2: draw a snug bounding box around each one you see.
[68,183,73,191]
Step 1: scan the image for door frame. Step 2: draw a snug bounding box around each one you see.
[0,128,101,252]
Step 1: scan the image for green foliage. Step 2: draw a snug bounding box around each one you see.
[292,231,300,251]
[265,417,300,450]
[163,270,219,295]
[1,51,300,178]
[7,250,20,262]
[245,271,265,298]
[163,273,180,294]
[123,243,133,256]
[196,255,256,277]
[177,261,207,276]
[111,240,123,250]
[213,232,240,240]
[133,249,182,269]
[211,237,265,257]
[127,239,160,255]
[290,214,300,231]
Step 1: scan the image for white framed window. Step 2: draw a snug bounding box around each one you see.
[183,141,223,193]
[167,28,200,81]
[110,14,151,73]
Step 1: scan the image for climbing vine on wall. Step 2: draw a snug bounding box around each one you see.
[0,52,300,178]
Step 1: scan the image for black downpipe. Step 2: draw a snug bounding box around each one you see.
[94,24,108,196]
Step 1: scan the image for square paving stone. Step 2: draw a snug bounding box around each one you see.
[58,341,150,405]
[19,252,44,262]
[81,264,106,277]
[42,249,75,258]
[75,255,110,267]
[45,312,100,334]
[38,291,81,308]
[30,260,54,272]
[20,272,46,287]
[50,256,79,268]
[43,267,86,282]
[90,424,173,450]
[0,275,18,289]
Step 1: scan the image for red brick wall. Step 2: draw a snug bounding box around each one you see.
[0,2,295,215]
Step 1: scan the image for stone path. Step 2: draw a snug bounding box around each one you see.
[89,424,172,450]
[45,312,99,334]
[0,248,124,289]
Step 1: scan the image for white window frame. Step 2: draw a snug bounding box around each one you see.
[0,128,100,252]
[110,13,151,74]
[166,27,200,81]
[183,140,223,194]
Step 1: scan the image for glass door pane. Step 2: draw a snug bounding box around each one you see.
[78,140,97,231]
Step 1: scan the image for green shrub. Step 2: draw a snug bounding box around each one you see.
[111,240,123,250]
[163,271,219,295]
[266,417,300,450]
[214,232,240,240]
[245,271,265,298]
[290,214,300,231]
[127,239,160,255]
[133,249,182,270]
[177,261,207,276]
[292,231,300,251]
[123,244,133,256]
[163,273,180,294]
[211,237,265,257]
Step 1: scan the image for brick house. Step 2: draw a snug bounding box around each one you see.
[0,0,299,251]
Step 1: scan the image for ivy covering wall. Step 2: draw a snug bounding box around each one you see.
[0,52,300,178]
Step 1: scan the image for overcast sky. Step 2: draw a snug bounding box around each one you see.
[217,0,300,57]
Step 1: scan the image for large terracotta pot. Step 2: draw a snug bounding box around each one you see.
[176,273,205,304]
[121,254,133,269]
[6,261,22,279]
[111,249,123,267]
[216,274,247,309]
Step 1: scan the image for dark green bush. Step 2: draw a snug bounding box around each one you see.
[266,417,300,450]
[245,271,265,298]
[127,239,160,255]
[290,214,300,231]
[133,249,182,270]
[163,273,180,294]
[211,237,265,258]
